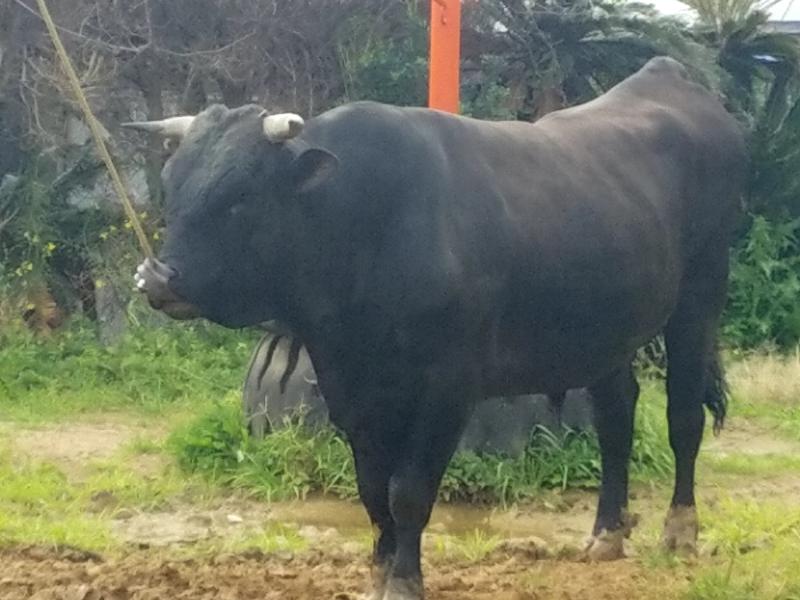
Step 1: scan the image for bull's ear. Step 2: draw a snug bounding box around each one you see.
[291,148,338,194]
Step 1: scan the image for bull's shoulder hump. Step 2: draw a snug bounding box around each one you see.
[305,102,476,158]
[640,56,690,79]
[610,56,714,109]
[310,101,419,129]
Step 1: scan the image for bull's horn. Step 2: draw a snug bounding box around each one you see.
[262,112,304,142]
[121,115,196,139]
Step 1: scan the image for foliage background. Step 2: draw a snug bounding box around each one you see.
[1,0,799,349]
[0,0,799,507]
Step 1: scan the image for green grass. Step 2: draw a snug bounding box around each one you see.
[6,321,800,558]
[124,435,164,455]
[430,528,502,563]
[0,433,216,551]
[703,453,800,476]
[726,349,800,439]
[4,323,800,598]
[0,320,258,422]
[167,382,674,505]
[222,522,310,554]
[168,394,358,501]
[683,498,800,600]
[0,444,113,550]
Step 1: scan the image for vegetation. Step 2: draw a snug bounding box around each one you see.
[167,382,672,505]
[0,319,259,421]
[724,216,800,347]
[1,0,799,350]
[2,6,800,592]
[683,499,800,600]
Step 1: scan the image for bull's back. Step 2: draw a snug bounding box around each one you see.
[302,63,744,392]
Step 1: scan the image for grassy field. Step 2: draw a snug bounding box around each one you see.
[2,323,800,598]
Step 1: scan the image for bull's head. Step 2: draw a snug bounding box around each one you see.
[124,105,338,327]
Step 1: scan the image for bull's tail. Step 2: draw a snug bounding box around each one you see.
[704,350,729,435]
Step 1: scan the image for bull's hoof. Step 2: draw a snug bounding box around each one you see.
[662,505,698,555]
[582,510,638,561]
[382,576,424,600]
[584,529,626,561]
[364,586,384,600]
[620,510,640,538]
[366,563,389,600]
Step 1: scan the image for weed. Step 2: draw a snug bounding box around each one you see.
[684,498,800,600]
[724,215,800,348]
[169,395,358,501]
[429,528,501,563]
[170,388,674,505]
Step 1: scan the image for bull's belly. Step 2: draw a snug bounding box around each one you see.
[483,337,640,397]
[481,294,674,396]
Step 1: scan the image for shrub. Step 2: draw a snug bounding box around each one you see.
[724,215,800,348]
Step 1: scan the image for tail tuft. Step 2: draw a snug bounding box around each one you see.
[704,352,729,435]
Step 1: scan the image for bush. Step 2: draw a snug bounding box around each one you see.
[338,3,428,106]
[169,397,357,501]
[724,215,800,348]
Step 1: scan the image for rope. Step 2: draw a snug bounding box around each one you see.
[34,0,154,258]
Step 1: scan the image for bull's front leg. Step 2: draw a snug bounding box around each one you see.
[321,369,405,600]
[349,432,399,600]
[380,362,478,600]
[318,329,479,599]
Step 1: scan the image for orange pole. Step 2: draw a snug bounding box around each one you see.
[428,0,461,113]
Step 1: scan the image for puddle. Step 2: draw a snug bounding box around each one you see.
[269,497,595,544]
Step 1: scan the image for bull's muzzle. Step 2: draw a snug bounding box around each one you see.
[134,258,202,320]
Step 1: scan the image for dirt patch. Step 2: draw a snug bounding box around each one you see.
[7,422,165,481]
[111,500,274,547]
[703,418,800,457]
[0,545,689,600]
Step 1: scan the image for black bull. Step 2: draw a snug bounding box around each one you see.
[130,57,746,599]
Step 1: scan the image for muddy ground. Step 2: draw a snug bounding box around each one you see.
[0,543,695,600]
[1,417,798,599]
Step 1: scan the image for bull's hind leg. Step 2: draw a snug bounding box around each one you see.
[585,365,639,560]
[662,268,728,554]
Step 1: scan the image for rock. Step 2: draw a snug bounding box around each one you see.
[95,281,126,346]
[491,536,550,561]
[113,508,135,520]
[340,541,364,555]
[226,513,244,524]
